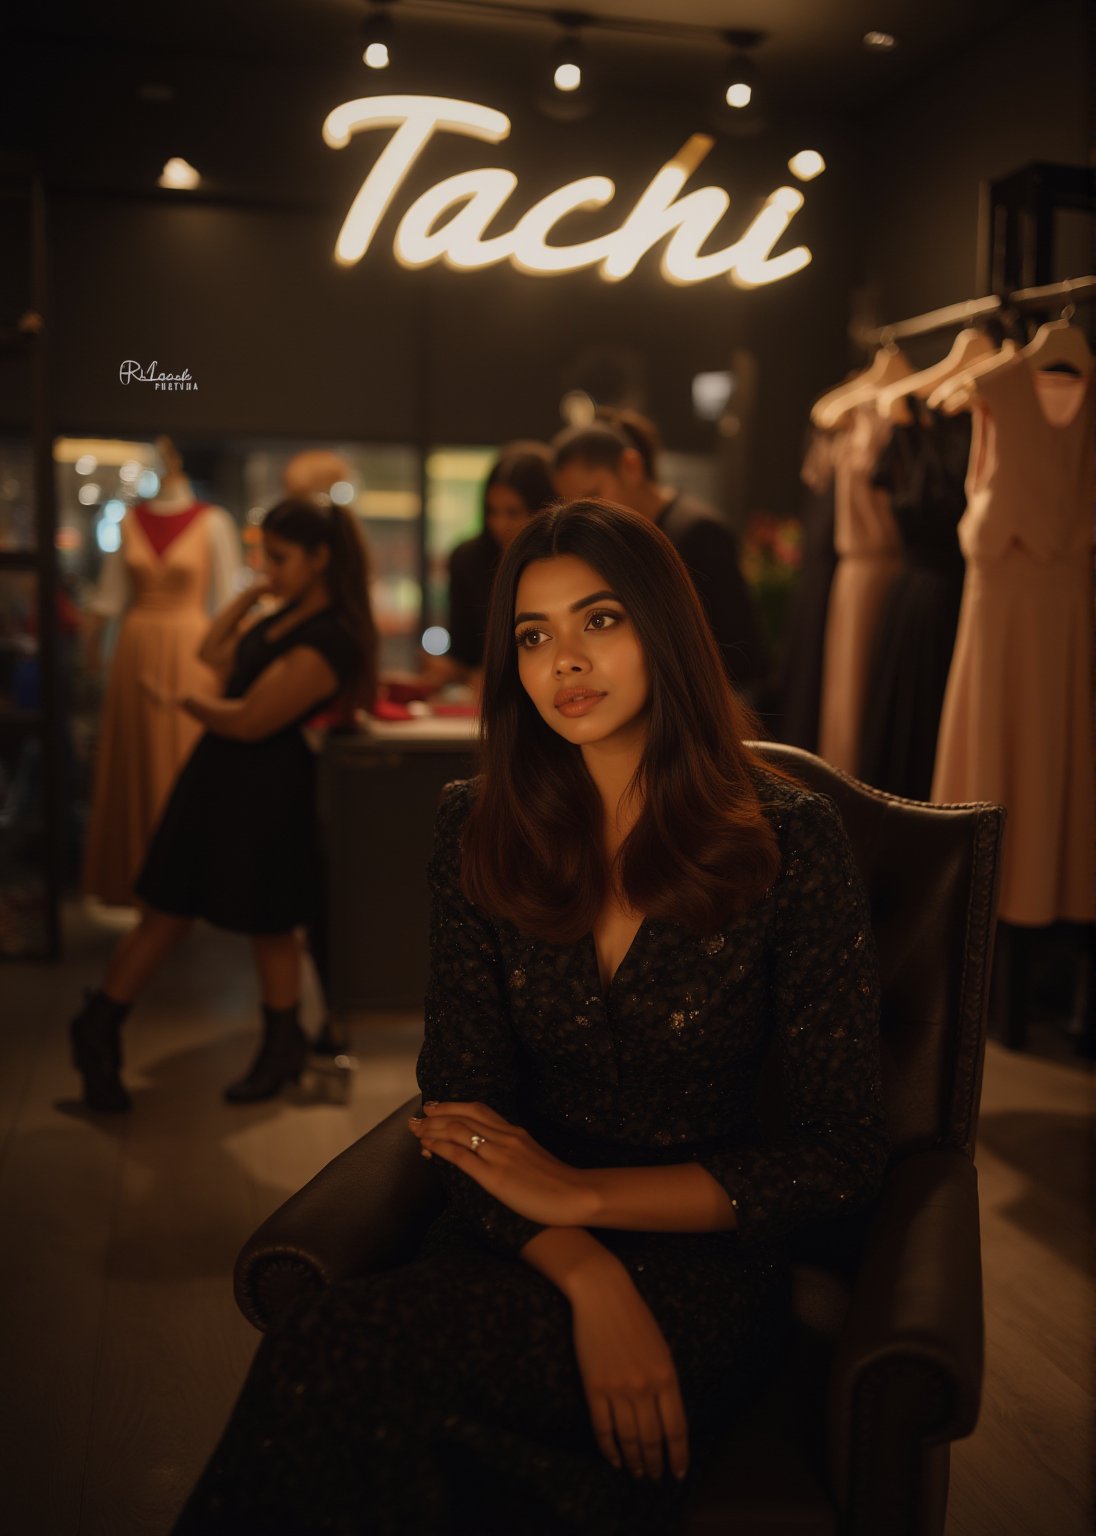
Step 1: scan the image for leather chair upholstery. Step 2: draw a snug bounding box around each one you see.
[235,744,1004,1535]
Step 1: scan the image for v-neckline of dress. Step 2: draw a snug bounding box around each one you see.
[1022,359,1091,433]
[131,504,206,565]
[587,916,650,1000]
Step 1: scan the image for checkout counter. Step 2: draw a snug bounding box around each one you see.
[319,715,478,1013]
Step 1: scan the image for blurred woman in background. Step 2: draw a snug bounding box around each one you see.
[424,440,556,691]
[68,495,377,1112]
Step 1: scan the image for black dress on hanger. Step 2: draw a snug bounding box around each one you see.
[858,400,970,800]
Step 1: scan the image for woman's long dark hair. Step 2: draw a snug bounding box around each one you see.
[462,499,782,943]
[481,440,556,540]
[262,497,378,710]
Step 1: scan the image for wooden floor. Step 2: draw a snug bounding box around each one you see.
[0,906,1091,1535]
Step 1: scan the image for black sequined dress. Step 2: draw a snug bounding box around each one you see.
[172,771,887,1536]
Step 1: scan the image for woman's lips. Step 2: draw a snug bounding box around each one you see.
[554,689,607,717]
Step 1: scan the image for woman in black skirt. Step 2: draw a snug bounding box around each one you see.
[69,496,377,1112]
[171,500,886,1534]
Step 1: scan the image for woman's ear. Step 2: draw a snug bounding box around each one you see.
[619,447,647,488]
[313,543,332,574]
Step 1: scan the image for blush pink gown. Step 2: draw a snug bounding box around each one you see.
[931,358,1095,926]
[83,510,220,906]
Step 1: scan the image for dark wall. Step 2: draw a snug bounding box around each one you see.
[4,1,1089,520]
[857,0,1092,327]
[7,20,864,520]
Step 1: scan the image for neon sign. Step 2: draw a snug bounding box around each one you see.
[322,95,815,287]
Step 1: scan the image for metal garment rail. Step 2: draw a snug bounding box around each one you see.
[857,274,1096,348]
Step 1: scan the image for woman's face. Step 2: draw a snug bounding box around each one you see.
[262,532,329,602]
[514,555,650,752]
[485,483,534,551]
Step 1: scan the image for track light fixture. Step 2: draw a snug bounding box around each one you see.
[362,1,395,69]
[552,13,586,92]
[723,29,763,110]
[553,35,582,93]
[539,12,595,120]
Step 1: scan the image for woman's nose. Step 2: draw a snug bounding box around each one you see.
[554,652,591,675]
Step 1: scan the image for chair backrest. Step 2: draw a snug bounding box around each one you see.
[752,743,1004,1159]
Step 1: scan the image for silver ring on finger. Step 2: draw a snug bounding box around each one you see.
[468,1132,487,1153]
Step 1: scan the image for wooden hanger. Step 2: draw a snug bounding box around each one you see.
[927,340,1022,414]
[877,328,998,422]
[1019,314,1093,377]
[812,344,913,430]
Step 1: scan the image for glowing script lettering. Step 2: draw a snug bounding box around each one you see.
[323,95,814,287]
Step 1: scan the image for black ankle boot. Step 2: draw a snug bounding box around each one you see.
[224,1004,309,1103]
[312,1016,349,1057]
[70,989,132,1113]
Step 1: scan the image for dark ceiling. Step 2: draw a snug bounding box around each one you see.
[11,0,1041,115]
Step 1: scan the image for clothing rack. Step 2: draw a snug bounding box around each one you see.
[857,274,1096,348]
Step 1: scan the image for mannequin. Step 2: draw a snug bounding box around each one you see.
[82,438,242,907]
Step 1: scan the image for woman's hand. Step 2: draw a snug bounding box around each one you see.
[140,673,184,709]
[408,1101,596,1227]
[568,1256,690,1482]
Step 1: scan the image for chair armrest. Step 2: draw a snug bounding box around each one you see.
[827,1148,984,1528]
[234,1094,443,1331]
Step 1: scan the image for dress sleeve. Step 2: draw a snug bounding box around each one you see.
[416,781,546,1257]
[295,619,359,692]
[696,791,889,1243]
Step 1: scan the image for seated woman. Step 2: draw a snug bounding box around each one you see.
[172,500,888,1535]
[423,439,556,691]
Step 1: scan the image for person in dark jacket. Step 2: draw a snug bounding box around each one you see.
[553,408,768,697]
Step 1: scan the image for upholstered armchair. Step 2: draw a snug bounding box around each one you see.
[234,744,1004,1536]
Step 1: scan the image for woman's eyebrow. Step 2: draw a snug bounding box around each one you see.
[513,590,620,625]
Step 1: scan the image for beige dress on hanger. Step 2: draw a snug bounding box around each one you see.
[931,357,1095,926]
[82,510,224,906]
[818,405,902,774]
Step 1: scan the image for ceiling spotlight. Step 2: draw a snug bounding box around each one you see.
[539,17,595,120]
[724,56,755,109]
[788,149,826,181]
[863,30,897,51]
[551,25,585,94]
[723,29,763,112]
[158,157,200,190]
[362,4,394,69]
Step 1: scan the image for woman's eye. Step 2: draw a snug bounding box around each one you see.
[587,610,621,631]
[515,628,545,648]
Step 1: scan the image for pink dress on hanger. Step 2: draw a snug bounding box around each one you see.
[817,406,902,775]
[82,505,222,906]
[931,357,1095,926]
